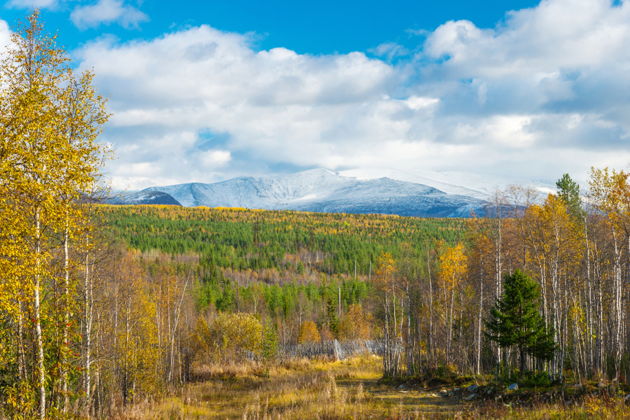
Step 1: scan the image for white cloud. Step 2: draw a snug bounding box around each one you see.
[71,0,630,191]
[199,150,231,167]
[6,0,57,9]
[0,19,11,49]
[71,0,147,30]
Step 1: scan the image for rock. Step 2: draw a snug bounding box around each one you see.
[507,383,519,391]
[439,389,449,397]
[397,384,406,390]
[467,384,479,392]
[464,393,478,401]
[624,394,630,405]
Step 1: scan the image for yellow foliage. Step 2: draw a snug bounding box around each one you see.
[298,320,321,343]
[438,243,468,291]
[0,12,108,417]
[338,304,372,340]
[195,312,263,362]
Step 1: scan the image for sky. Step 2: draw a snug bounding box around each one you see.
[1,0,629,192]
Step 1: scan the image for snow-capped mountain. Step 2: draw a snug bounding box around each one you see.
[106,190,182,206]
[108,169,496,217]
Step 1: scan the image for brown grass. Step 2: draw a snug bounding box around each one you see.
[116,357,629,419]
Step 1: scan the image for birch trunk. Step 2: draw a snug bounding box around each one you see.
[83,239,93,418]
[34,208,46,419]
[476,267,484,375]
[61,217,70,413]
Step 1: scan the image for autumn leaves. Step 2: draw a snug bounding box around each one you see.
[0,13,107,418]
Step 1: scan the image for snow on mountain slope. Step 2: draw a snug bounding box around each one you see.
[146,169,349,208]
[339,168,492,200]
[106,190,182,206]
[128,169,493,217]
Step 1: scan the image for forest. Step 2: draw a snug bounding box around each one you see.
[95,171,629,390]
[0,12,629,420]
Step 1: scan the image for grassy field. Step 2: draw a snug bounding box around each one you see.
[116,356,629,419]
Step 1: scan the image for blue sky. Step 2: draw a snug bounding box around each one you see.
[4,1,540,53]
[1,0,629,192]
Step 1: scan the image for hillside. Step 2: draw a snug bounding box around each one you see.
[98,204,467,277]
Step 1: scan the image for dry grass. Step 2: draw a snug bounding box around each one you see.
[463,394,630,419]
[116,358,629,419]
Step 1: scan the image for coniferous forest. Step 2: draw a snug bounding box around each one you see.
[0,12,629,420]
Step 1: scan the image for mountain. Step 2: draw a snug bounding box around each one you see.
[106,190,182,206]
[105,169,494,217]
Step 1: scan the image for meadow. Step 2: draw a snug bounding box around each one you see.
[118,355,629,419]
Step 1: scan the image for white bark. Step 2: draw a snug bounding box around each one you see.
[34,209,46,419]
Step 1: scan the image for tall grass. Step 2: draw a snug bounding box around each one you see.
[117,356,629,419]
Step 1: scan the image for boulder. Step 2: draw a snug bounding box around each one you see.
[507,383,519,391]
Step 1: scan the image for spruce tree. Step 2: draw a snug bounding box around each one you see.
[485,270,555,374]
[556,173,584,219]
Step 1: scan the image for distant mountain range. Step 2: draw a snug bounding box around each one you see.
[105,190,182,206]
[106,169,497,217]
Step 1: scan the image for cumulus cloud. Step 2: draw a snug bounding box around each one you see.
[6,0,57,9]
[71,0,147,30]
[72,0,630,190]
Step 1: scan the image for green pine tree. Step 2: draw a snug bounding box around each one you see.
[556,173,584,219]
[262,322,279,360]
[485,270,556,374]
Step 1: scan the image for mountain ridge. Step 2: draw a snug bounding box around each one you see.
[107,169,494,217]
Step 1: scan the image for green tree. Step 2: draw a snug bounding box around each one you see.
[556,173,583,219]
[485,270,555,374]
[261,322,279,360]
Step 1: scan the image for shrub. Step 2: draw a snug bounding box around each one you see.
[194,313,263,362]
[298,321,321,343]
